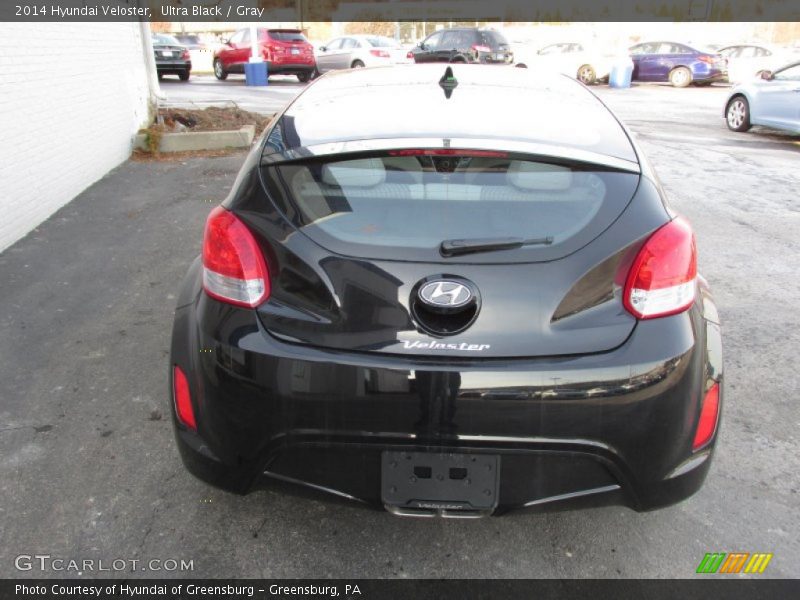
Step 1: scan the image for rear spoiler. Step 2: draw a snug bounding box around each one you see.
[260,136,641,173]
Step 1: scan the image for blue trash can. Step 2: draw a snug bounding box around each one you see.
[609,58,633,89]
[244,61,268,86]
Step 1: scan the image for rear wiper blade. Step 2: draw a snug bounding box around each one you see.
[440,236,553,257]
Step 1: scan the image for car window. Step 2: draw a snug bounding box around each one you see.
[440,30,466,49]
[152,34,180,45]
[737,46,757,58]
[656,43,676,54]
[539,44,562,55]
[423,31,444,50]
[267,155,637,258]
[324,38,342,50]
[341,38,358,49]
[229,30,245,45]
[630,43,655,55]
[568,43,583,53]
[480,31,509,47]
[366,36,397,48]
[773,64,800,81]
[269,30,307,42]
[756,47,771,57]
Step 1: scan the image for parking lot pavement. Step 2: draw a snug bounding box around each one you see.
[1,84,799,579]
[159,74,304,114]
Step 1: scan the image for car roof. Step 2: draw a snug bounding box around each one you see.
[266,64,638,168]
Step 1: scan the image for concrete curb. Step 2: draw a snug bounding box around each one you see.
[134,124,255,153]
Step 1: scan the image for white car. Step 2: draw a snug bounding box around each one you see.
[718,43,799,84]
[314,35,411,74]
[514,42,614,85]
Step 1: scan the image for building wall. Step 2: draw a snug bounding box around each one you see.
[0,22,152,252]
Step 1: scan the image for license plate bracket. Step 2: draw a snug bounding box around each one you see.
[381,451,500,512]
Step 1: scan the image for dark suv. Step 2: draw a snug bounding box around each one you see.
[409,28,513,64]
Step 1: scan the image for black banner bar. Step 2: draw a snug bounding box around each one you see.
[3,0,800,22]
[3,579,800,600]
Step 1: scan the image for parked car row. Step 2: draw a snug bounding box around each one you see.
[163,25,800,96]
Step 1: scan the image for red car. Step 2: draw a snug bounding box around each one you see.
[213,28,316,82]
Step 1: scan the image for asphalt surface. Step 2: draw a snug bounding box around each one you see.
[1,76,799,579]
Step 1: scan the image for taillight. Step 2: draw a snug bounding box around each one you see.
[173,365,196,430]
[698,55,716,64]
[370,49,390,58]
[202,206,270,308]
[693,382,720,450]
[406,50,414,59]
[623,217,697,319]
[181,49,190,60]
[472,44,492,53]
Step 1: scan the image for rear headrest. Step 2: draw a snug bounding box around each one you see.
[508,161,573,191]
[321,158,386,187]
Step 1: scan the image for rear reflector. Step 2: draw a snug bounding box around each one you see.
[173,365,196,430]
[693,382,720,450]
[202,206,270,308]
[623,217,697,319]
[388,149,508,158]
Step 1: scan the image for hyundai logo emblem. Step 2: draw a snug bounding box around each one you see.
[418,280,473,308]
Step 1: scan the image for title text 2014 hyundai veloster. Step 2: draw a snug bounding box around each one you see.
[170,65,723,517]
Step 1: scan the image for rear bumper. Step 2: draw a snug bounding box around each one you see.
[267,61,315,75]
[693,68,727,83]
[156,60,191,72]
[170,261,723,514]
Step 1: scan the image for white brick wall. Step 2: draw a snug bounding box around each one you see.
[0,22,152,252]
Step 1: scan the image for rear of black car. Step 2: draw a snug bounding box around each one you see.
[152,34,191,81]
[412,28,513,65]
[169,66,722,516]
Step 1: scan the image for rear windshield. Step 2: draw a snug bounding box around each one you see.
[263,153,639,263]
[481,31,509,47]
[366,36,398,47]
[268,30,307,42]
[152,34,180,45]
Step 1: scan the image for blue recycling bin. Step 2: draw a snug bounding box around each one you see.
[244,61,268,86]
[609,59,633,89]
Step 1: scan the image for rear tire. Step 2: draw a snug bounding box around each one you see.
[178,70,190,81]
[669,66,692,88]
[577,64,596,85]
[726,95,751,132]
[296,71,312,83]
[213,59,227,81]
[351,60,365,69]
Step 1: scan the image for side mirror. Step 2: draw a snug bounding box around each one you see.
[319,46,327,52]
[418,43,426,50]
[759,70,773,80]
[224,39,232,47]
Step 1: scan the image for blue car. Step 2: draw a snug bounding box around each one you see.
[629,41,727,87]
[724,61,800,134]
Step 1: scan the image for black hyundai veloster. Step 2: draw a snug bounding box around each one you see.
[170,65,723,517]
